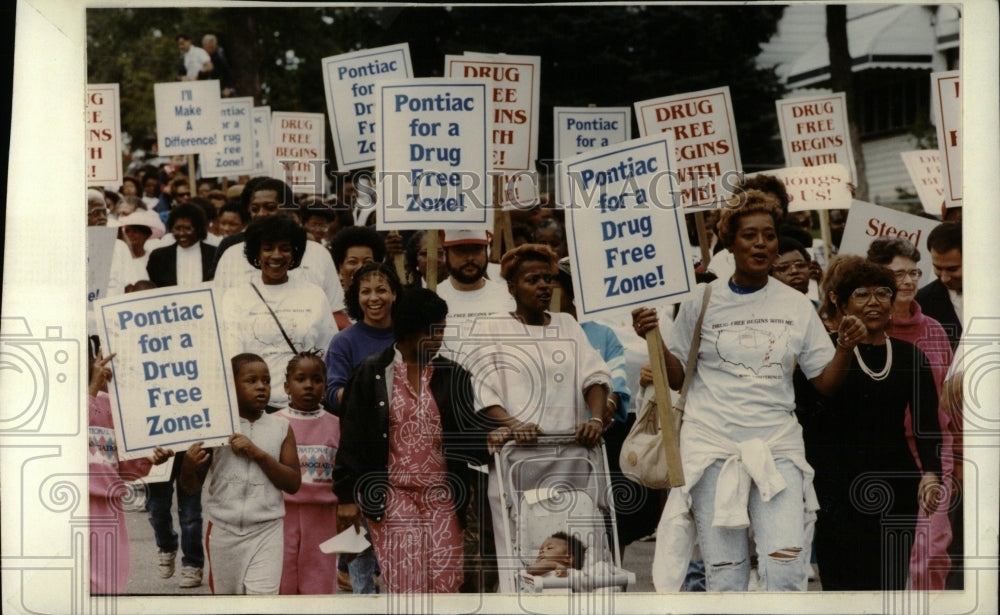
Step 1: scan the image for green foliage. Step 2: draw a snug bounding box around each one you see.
[87,5,786,168]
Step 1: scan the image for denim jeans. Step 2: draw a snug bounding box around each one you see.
[347,547,379,594]
[689,457,806,591]
[683,557,707,592]
[147,454,204,568]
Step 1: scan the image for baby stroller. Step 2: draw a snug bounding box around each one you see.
[494,434,636,593]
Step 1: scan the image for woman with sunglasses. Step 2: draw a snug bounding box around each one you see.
[811,257,943,591]
[867,238,955,590]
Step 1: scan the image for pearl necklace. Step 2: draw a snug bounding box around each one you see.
[854,333,892,381]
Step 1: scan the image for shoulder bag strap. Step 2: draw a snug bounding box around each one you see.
[250,282,299,355]
[674,284,712,414]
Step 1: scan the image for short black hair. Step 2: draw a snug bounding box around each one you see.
[176,33,192,42]
[926,221,962,254]
[189,196,217,223]
[167,202,208,240]
[241,176,296,211]
[231,353,267,379]
[344,262,402,322]
[243,215,307,270]
[777,235,810,261]
[284,351,326,380]
[551,531,586,570]
[219,200,250,224]
[329,225,386,270]
[392,287,448,342]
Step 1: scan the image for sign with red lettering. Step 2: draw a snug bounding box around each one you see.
[932,71,961,208]
[445,52,540,207]
[200,97,255,177]
[86,83,122,185]
[839,201,940,289]
[375,78,492,231]
[271,111,325,193]
[634,86,742,210]
[251,106,273,177]
[322,43,413,170]
[746,164,852,212]
[776,92,856,184]
[553,107,631,206]
[95,284,240,459]
[900,150,946,215]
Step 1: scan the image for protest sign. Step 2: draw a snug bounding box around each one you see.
[272,111,325,193]
[560,134,694,321]
[322,43,412,170]
[251,106,273,177]
[375,78,492,231]
[900,150,946,215]
[839,200,940,289]
[445,53,541,207]
[553,107,631,206]
[154,80,222,155]
[932,71,961,208]
[86,83,122,185]
[87,226,117,307]
[95,284,239,460]
[634,86,742,210]
[776,92,856,184]
[746,164,853,212]
[199,96,254,177]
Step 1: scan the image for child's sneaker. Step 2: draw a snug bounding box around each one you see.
[179,566,202,588]
[157,550,176,579]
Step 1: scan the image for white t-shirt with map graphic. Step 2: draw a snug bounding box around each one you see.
[667,278,833,436]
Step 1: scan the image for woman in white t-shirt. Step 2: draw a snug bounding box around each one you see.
[632,190,865,592]
[222,216,336,411]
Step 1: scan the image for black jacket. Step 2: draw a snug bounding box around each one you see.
[145,242,217,287]
[332,346,494,526]
[915,279,962,350]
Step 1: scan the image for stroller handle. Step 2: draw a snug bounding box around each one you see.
[501,431,603,448]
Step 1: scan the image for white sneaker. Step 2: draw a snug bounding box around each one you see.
[157,550,176,579]
[179,566,202,588]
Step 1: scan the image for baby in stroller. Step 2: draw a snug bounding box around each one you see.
[526,531,586,578]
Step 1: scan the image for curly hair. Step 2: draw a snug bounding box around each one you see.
[344,261,402,322]
[716,189,784,249]
[499,243,558,282]
[866,237,920,265]
[735,173,790,213]
[551,531,586,570]
[329,225,386,270]
[392,287,449,342]
[832,259,898,310]
[166,201,208,241]
[242,215,307,270]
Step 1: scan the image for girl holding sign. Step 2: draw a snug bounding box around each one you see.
[633,190,866,591]
[180,353,301,595]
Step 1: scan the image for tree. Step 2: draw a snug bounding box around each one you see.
[826,5,869,200]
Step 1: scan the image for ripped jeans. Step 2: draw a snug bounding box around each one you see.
[689,457,806,591]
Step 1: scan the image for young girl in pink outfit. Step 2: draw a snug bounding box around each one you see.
[88,341,173,594]
[276,352,341,594]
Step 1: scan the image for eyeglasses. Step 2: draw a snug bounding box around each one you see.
[772,260,809,274]
[892,269,922,282]
[850,287,894,304]
[174,192,191,199]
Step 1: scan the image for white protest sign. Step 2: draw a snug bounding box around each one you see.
[634,86,742,210]
[251,106,273,177]
[746,164,853,212]
[900,150,946,215]
[95,284,239,460]
[560,134,695,321]
[932,71,961,208]
[446,53,541,207]
[154,80,222,155]
[86,83,122,185]
[553,107,631,206]
[375,78,492,231]
[839,200,940,289]
[87,226,117,307]
[272,111,325,193]
[776,92,856,184]
[322,43,412,170]
[200,97,255,177]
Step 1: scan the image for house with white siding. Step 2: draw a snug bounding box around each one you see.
[757,4,960,213]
